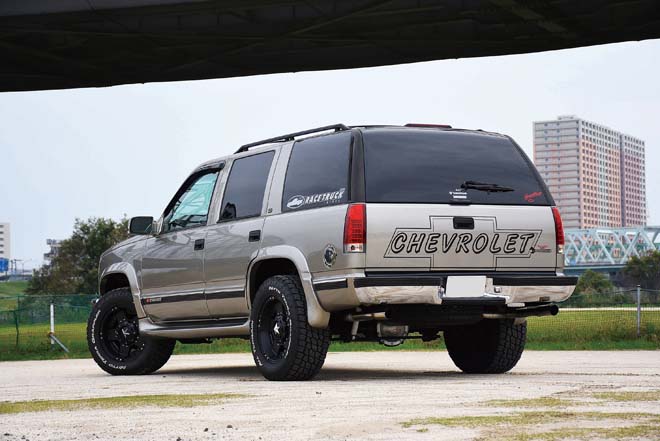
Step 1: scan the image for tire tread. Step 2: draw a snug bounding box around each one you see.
[87,288,175,375]
[251,275,330,381]
[445,319,526,374]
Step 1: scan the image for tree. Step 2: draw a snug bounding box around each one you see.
[27,217,128,294]
[574,269,615,296]
[623,250,660,290]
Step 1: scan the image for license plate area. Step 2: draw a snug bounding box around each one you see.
[444,276,487,298]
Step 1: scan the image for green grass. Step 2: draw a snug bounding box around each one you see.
[591,391,660,402]
[486,397,572,408]
[0,298,18,311]
[401,394,660,441]
[0,281,28,296]
[486,390,660,409]
[401,387,660,440]
[492,424,660,441]
[1,309,659,361]
[0,281,28,310]
[0,393,246,414]
[401,411,660,429]
[527,310,660,342]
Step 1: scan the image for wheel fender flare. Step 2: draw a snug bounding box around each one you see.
[99,262,146,318]
[248,245,330,329]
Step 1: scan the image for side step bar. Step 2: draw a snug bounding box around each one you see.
[139,317,250,339]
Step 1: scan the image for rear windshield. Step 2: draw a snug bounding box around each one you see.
[363,129,550,206]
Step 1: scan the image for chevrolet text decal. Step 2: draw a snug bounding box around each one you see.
[384,216,541,265]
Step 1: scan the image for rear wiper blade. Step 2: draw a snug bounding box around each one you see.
[461,180,514,193]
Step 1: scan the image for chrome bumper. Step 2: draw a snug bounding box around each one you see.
[313,273,577,311]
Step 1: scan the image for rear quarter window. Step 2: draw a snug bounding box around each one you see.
[363,129,551,206]
[282,131,351,212]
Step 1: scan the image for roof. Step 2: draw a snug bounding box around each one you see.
[193,122,508,171]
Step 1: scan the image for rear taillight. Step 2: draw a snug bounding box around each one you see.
[551,206,564,253]
[344,203,366,253]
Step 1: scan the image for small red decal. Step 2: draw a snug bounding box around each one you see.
[524,191,542,203]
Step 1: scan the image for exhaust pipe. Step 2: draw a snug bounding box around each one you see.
[346,312,388,322]
[483,304,559,320]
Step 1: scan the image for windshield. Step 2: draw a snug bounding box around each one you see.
[363,129,551,206]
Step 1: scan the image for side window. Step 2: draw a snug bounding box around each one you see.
[162,171,219,233]
[220,151,275,221]
[282,132,351,212]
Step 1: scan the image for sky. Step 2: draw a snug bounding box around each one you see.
[1,39,659,268]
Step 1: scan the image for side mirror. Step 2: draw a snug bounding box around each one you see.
[128,216,154,235]
[152,219,161,236]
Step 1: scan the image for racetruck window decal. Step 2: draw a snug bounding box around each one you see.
[286,188,346,210]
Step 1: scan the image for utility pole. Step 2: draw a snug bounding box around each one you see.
[636,285,642,337]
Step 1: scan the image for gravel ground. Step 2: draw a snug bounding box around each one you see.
[1,351,660,441]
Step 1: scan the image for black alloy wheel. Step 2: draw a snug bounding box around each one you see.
[256,295,291,362]
[99,304,145,362]
[87,288,175,375]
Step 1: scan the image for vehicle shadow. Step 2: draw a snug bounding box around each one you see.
[321,367,465,381]
[159,365,464,381]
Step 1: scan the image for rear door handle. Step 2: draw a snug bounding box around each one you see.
[194,239,205,250]
[248,230,261,242]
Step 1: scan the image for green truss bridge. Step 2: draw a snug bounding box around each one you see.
[564,227,660,276]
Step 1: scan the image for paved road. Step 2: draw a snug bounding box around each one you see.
[2,351,660,440]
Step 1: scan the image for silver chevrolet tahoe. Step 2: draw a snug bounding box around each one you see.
[88,123,576,381]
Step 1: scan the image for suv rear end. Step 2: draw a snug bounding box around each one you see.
[278,125,576,373]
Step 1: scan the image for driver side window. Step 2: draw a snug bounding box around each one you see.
[162,172,219,233]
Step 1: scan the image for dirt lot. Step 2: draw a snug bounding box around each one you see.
[2,351,660,441]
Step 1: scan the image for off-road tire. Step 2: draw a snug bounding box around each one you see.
[444,319,526,374]
[87,287,175,375]
[250,275,330,381]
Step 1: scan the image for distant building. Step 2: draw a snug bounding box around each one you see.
[0,222,10,260]
[44,239,62,263]
[533,116,646,229]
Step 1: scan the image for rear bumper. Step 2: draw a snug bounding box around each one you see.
[312,272,577,311]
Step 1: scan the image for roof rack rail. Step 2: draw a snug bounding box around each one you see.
[405,123,452,129]
[236,124,349,153]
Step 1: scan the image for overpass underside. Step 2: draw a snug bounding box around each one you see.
[1,0,659,92]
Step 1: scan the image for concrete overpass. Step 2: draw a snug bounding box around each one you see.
[1,0,659,92]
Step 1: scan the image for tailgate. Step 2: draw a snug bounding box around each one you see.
[366,204,557,271]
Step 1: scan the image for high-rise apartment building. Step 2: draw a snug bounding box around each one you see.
[533,116,646,229]
[0,222,10,260]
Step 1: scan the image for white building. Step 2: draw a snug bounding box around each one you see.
[44,239,62,263]
[0,222,10,260]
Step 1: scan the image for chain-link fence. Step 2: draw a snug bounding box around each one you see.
[0,294,97,359]
[527,288,660,346]
[1,289,659,360]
